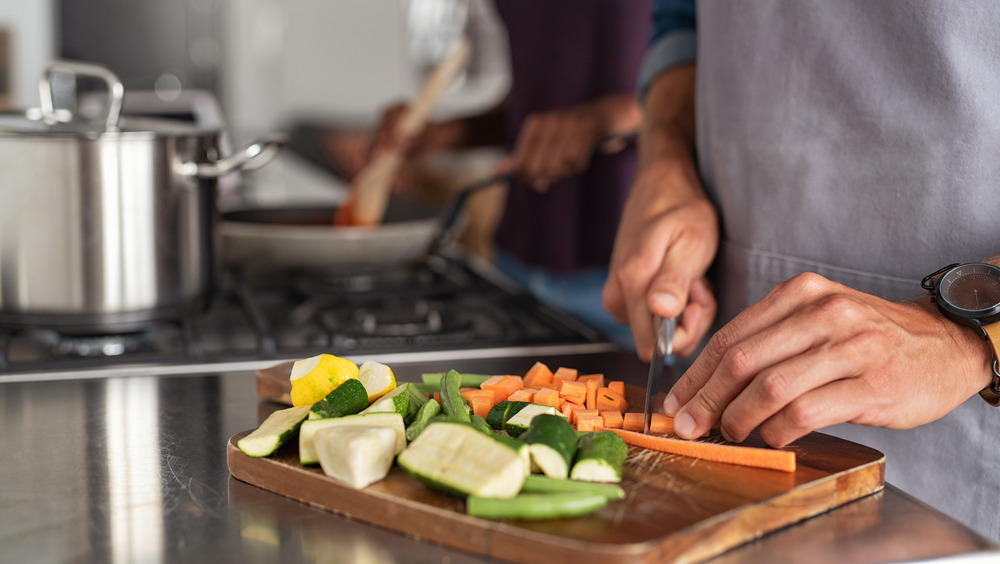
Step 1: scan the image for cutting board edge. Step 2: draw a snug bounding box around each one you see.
[226,431,885,564]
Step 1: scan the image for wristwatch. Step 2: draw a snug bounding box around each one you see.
[921,262,1000,406]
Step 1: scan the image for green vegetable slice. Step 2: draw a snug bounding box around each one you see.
[308,379,369,420]
[466,492,609,520]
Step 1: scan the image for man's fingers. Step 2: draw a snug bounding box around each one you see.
[756,378,870,448]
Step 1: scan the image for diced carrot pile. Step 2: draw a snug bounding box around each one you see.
[441,361,641,433]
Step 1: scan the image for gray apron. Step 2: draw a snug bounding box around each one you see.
[697,0,1000,539]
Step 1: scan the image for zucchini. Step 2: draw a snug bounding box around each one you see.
[421,372,492,388]
[485,400,531,430]
[570,431,628,483]
[237,405,312,457]
[397,422,525,498]
[299,412,406,465]
[504,403,560,437]
[520,474,625,499]
[315,426,397,489]
[361,382,412,416]
[466,493,608,520]
[308,378,369,419]
[490,433,531,476]
[519,414,577,479]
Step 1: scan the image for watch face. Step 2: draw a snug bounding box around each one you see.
[938,263,1000,317]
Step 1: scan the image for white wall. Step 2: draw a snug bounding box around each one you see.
[0,0,55,108]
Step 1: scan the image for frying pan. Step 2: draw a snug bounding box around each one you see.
[218,174,508,273]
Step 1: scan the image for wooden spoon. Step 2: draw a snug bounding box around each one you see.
[335,37,472,227]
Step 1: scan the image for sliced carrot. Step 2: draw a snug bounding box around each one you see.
[460,388,495,408]
[481,375,524,403]
[558,397,568,410]
[572,409,599,426]
[576,415,604,432]
[553,367,579,383]
[608,428,797,473]
[468,395,493,418]
[650,413,673,434]
[577,373,605,389]
[507,389,536,403]
[558,380,588,406]
[596,387,628,413]
[533,388,560,408]
[563,403,585,424]
[560,401,574,419]
[608,381,625,396]
[523,362,554,388]
[599,410,623,429]
[622,412,644,432]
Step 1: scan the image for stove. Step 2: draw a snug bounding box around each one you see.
[0,252,619,380]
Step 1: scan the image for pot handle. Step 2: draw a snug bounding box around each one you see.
[180,134,287,179]
[38,60,124,131]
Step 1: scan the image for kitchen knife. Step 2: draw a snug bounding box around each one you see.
[643,315,676,434]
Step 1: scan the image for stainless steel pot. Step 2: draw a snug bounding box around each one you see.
[0,61,282,334]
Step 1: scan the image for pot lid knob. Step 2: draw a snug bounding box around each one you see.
[37,60,123,132]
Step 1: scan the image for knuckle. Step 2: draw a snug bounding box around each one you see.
[783,397,819,430]
[757,370,792,404]
[705,323,738,362]
[814,293,862,323]
[719,344,754,382]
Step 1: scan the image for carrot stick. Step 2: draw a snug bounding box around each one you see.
[608,428,796,473]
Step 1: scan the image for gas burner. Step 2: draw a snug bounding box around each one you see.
[294,268,442,299]
[46,330,158,358]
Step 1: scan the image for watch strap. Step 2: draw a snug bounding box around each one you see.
[979,322,1000,406]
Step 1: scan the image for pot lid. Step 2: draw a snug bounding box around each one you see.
[0,110,216,138]
[0,60,217,138]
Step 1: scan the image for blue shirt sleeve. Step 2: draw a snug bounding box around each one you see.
[637,0,697,99]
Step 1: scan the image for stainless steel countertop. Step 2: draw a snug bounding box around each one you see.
[2,351,997,564]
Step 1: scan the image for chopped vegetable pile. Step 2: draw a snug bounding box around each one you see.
[237,356,796,522]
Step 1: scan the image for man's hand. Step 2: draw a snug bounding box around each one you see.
[664,272,995,447]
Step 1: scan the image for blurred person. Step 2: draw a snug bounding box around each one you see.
[340,0,652,348]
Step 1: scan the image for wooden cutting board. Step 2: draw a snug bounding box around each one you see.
[233,364,885,564]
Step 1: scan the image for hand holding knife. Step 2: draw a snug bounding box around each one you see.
[643,315,677,434]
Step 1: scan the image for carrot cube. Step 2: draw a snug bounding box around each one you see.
[558,380,588,405]
[507,389,536,403]
[553,367,579,383]
[622,412,644,432]
[596,387,628,413]
[523,362,554,388]
[481,375,524,403]
[576,415,604,432]
[460,388,495,408]
[561,401,574,419]
[572,409,599,425]
[468,396,493,418]
[650,413,673,434]
[577,377,601,410]
[608,380,625,396]
[533,388,560,408]
[600,410,623,429]
[577,374,605,389]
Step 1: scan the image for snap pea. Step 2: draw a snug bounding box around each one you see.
[439,369,470,422]
[421,372,492,388]
[404,398,441,441]
[519,474,625,500]
[466,492,609,520]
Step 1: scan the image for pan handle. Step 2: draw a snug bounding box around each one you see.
[427,172,513,254]
[177,134,288,179]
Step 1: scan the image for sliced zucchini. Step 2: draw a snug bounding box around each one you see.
[315,426,398,489]
[485,400,531,430]
[519,414,577,479]
[361,382,412,416]
[308,378,369,419]
[490,433,531,477]
[237,405,312,457]
[570,431,628,483]
[504,403,559,437]
[397,421,525,498]
[299,412,406,465]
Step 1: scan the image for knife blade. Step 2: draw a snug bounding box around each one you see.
[643,315,676,434]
